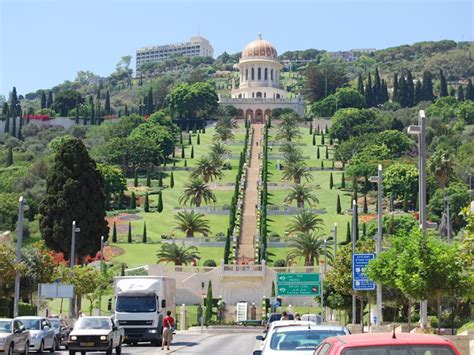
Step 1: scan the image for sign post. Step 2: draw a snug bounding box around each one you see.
[277,273,320,297]
[352,254,375,291]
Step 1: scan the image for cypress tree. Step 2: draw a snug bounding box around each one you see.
[6,146,13,166]
[146,171,151,187]
[124,104,129,116]
[188,133,192,145]
[144,193,150,212]
[406,71,415,107]
[181,145,185,158]
[422,71,434,101]
[117,191,124,209]
[403,194,409,212]
[414,80,423,104]
[312,133,316,146]
[325,146,329,159]
[204,281,213,323]
[317,124,320,133]
[46,91,53,108]
[449,86,456,97]
[457,84,464,102]
[321,133,325,145]
[130,192,136,209]
[147,87,154,115]
[374,68,381,104]
[179,132,183,145]
[329,137,333,146]
[392,73,399,102]
[357,73,365,95]
[120,264,125,276]
[365,72,373,107]
[40,91,47,109]
[202,125,206,134]
[127,222,132,243]
[345,221,351,244]
[89,96,95,125]
[363,194,368,213]
[439,70,448,97]
[197,133,200,145]
[158,173,163,188]
[223,228,231,264]
[97,102,102,125]
[97,89,101,101]
[317,146,320,159]
[362,222,367,238]
[325,125,329,134]
[2,103,9,134]
[75,97,80,124]
[336,194,341,214]
[381,79,389,103]
[142,222,147,243]
[320,160,324,170]
[466,79,474,100]
[105,90,111,115]
[112,222,117,243]
[332,160,335,169]
[157,192,163,213]
[134,169,138,187]
[309,121,313,134]
[329,172,334,189]
[191,145,194,159]
[184,160,187,167]
[170,171,175,188]
[10,87,18,137]
[341,172,346,189]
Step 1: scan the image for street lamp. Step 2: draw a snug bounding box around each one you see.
[99,236,105,315]
[369,164,383,326]
[13,196,27,317]
[69,221,80,318]
[351,200,358,325]
[330,223,337,259]
[320,238,328,323]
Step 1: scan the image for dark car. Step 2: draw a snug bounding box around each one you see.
[48,318,71,349]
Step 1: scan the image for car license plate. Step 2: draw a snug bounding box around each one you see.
[80,342,94,347]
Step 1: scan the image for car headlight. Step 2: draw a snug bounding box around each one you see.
[70,336,77,341]
[148,329,157,334]
[0,338,5,345]
[100,336,107,341]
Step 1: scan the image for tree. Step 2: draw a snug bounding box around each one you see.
[336,195,341,214]
[427,148,453,189]
[190,145,194,159]
[312,134,316,146]
[439,70,448,97]
[383,163,419,201]
[156,191,163,213]
[282,161,312,184]
[112,222,117,243]
[317,146,320,159]
[130,192,136,209]
[146,171,151,187]
[205,281,213,323]
[20,245,55,301]
[142,222,147,243]
[40,91,47,109]
[422,71,434,101]
[284,184,319,208]
[406,71,415,107]
[302,62,348,101]
[71,265,106,316]
[329,172,334,189]
[197,133,200,145]
[144,193,150,212]
[179,178,216,207]
[173,211,211,238]
[46,91,53,108]
[156,243,200,266]
[363,195,368,213]
[181,145,185,159]
[158,173,163,188]
[170,172,175,188]
[133,169,138,187]
[287,232,333,267]
[105,90,111,115]
[52,90,84,116]
[465,79,474,100]
[6,147,13,166]
[96,163,126,207]
[191,156,223,183]
[341,172,346,189]
[0,243,16,298]
[286,210,324,235]
[310,88,366,117]
[127,222,132,243]
[39,138,108,261]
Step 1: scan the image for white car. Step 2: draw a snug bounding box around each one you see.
[255,325,350,355]
[15,317,55,353]
[0,318,30,355]
[301,314,322,325]
[263,321,316,342]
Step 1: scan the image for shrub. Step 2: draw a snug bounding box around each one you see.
[274,259,286,267]
[203,259,217,267]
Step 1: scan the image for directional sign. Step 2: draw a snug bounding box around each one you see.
[352,253,375,291]
[277,273,320,297]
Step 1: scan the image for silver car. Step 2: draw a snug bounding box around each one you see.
[14,317,55,354]
[0,318,30,355]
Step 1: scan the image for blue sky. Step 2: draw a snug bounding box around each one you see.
[1,0,472,96]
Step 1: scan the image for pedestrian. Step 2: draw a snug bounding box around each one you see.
[295,313,301,321]
[280,311,289,321]
[162,310,175,351]
[78,311,84,318]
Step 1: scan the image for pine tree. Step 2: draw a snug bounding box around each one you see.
[130,192,136,209]
[105,90,111,115]
[457,84,464,102]
[309,121,313,134]
[317,146,320,159]
[181,145,185,158]
[146,171,151,187]
[422,71,434,101]
[133,169,138,187]
[329,172,334,189]
[144,193,150,212]
[112,222,117,243]
[197,133,200,145]
[170,171,175,188]
[439,70,448,97]
[336,194,341,214]
[406,71,415,107]
[40,91,47,109]
[414,80,423,104]
[466,79,474,100]
[142,222,147,243]
[46,91,53,108]
[321,133,325,145]
[6,146,13,166]
[127,222,132,243]
[158,173,163,188]
[191,145,194,159]
[325,146,329,159]
[312,133,316,146]
[392,73,399,102]
[357,73,365,96]
[341,172,346,189]
[363,194,368,213]
[157,192,163,213]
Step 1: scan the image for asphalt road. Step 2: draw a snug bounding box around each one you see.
[56,332,260,354]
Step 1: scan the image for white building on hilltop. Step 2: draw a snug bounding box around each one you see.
[219,35,304,122]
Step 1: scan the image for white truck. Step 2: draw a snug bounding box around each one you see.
[113,276,176,346]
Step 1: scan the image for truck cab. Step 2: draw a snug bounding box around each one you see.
[114,277,176,346]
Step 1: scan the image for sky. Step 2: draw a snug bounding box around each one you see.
[0,0,472,96]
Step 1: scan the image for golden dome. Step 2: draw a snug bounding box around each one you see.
[241,37,278,60]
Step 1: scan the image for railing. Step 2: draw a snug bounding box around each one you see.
[223,264,264,272]
[219,97,303,104]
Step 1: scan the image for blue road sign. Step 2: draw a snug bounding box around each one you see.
[352,253,376,291]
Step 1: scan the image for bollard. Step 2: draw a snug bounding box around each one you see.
[180,304,187,331]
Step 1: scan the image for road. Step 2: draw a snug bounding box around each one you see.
[57,332,260,354]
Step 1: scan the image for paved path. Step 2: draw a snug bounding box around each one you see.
[238,124,263,262]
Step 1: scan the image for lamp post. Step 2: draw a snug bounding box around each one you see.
[330,223,337,259]
[69,221,80,318]
[445,196,451,243]
[13,196,26,317]
[320,238,327,323]
[369,164,383,326]
[99,235,105,315]
[351,200,358,325]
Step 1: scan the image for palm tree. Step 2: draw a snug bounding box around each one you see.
[286,210,324,234]
[179,178,217,207]
[282,161,313,184]
[428,148,453,189]
[173,211,211,238]
[216,115,238,130]
[276,124,302,142]
[287,232,333,266]
[156,243,200,266]
[209,142,231,163]
[284,184,319,208]
[214,125,234,141]
[191,156,224,183]
[280,143,304,164]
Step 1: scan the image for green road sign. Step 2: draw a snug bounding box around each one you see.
[277,273,320,297]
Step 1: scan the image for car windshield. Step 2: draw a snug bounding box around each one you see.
[116,296,156,312]
[21,319,40,330]
[74,318,111,330]
[270,329,346,351]
[342,345,456,355]
[0,321,12,333]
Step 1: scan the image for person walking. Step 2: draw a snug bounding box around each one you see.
[162,310,175,351]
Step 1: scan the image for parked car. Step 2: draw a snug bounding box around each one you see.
[67,316,124,355]
[255,325,350,355]
[313,332,461,354]
[0,318,30,355]
[47,318,71,349]
[15,317,55,353]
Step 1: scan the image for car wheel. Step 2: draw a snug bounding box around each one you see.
[68,351,75,355]
[38,340,44,354]
[49,339,56,353]
[22,341,29,355]
[8,344,14,355]
[80,352,86,355]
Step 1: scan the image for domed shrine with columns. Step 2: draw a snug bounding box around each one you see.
[219,35,304,122]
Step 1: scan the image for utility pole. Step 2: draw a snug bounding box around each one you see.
[351,200,358,324]
[332,223,337,259]
[13,196,26,318]
[69,221,80,319]
[445,196,451,243]
[370,164,383,326]
[321,238,327,323]
[99,235,104,316]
